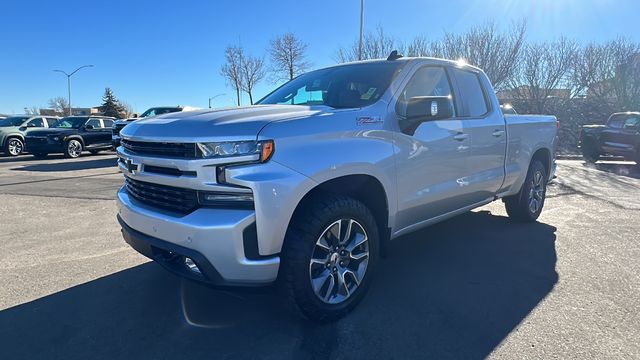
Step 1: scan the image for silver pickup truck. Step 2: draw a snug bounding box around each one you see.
[116,55,557,320]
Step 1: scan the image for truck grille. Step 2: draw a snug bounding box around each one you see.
[121,139,197,159]
[112,123,127,137]
[125,177,198,214]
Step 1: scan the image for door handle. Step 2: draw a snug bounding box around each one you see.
[492,129,505,137]
[453,133,468,141]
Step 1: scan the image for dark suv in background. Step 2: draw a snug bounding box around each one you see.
[580,112,640,163]
[25,116,115,158]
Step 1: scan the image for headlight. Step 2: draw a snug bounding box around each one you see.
[52,136,60,141]
[196,140,274,162]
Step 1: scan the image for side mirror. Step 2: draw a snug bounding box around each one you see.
[399,96,454,133]
[19,126,27,131]
[85,124,94,130]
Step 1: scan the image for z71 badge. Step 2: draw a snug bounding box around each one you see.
[356,116,383,126]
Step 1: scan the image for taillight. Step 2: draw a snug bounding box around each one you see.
[556,120,560,129]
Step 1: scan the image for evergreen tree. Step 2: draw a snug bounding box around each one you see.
[101,87,125,118]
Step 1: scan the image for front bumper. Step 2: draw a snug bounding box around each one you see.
[117,186,280,286]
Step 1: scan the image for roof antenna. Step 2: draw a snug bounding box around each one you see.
[387,50,403,61]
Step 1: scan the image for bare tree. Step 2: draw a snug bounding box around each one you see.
[220,45,245,106]
[48,96,69,116]
[268,33,309,82]
[508,37,578,113]
[436,21,527,90]
[120,101,136,118]
[335,25,401,62]
[241,54,266,105]
[607,39,640,110]
[24,106,41,115]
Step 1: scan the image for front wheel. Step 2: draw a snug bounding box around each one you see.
[5,137,24,156]
[64,139,83,158]
[281,195,379,321]
[504,160,547,222]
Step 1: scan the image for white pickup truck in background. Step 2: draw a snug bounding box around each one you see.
[116,53,557,320]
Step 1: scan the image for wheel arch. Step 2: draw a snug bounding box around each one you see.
[65,135,85,146]
[531,147,552,176]
[287,174,391,246]
[3,133,25,148]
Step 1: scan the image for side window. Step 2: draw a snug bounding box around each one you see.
[45,118,58,127]
[397,66,455,116]
[608,116,624,129]
[452,69,490,117]
[623,117,639,129]
[86,119,101,129]
[103,119,114,128]
[27,118,44,127]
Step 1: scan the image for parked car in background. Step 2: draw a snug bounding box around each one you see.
[116,55,557,320]
[25,116,115,158]
[112,106,198,149]
[0,115,59,156]
[579,112,640,163]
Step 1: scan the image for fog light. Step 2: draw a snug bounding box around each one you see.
[184,257,202,274]
[197,191,254,208]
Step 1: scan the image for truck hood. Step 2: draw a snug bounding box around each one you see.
[120,105,327,142]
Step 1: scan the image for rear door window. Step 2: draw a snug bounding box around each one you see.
[103,119,114,128]
[451,69,490,117]
[45,118,58,127]
[623,116,639,129]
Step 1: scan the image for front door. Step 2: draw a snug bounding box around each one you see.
[82,118,103,147]
[393,65,474,233]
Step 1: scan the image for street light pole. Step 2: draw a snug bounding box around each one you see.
[208,93,226,108]
[53,64,94,115]
[358,0,364,61]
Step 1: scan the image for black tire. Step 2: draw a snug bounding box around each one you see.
[32,152,48,159]
[280,194,379,321]
[89,150,100,155]
[5,137,24,157]
[504,159,547,222]
[582,140,600,163]
[64,139,83,158]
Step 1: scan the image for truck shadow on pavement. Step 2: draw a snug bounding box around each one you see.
[0,211,558,360]
[10,156,117,172]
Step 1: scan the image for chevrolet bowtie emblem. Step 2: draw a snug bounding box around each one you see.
[125,158,139,174]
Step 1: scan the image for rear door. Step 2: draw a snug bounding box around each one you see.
[82,118,103,147]
[99,119,114,146]
[452,68,506,202]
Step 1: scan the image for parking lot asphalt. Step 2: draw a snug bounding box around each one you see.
[0,154,638,360]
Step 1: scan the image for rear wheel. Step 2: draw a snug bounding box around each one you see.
[504,160,547,222]
[582,141,600,163]
[64,139,83,158]
[281,195,379,321]
[5,137,24,156]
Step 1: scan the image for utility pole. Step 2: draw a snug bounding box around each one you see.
[53,65,94,116]
[358,0,364,61]
[208,93,226,108]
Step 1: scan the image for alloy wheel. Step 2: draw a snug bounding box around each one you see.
[528,170,545,213]
[8,139,23,156]
[68,140,82,158]
[309,218,370,304]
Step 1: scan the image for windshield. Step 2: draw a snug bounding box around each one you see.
[51,117,87,129]
[258,62,406,109]
[140,107,182,117]
[0,116,29,127]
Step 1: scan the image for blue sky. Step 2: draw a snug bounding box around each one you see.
[1,0,639,114]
